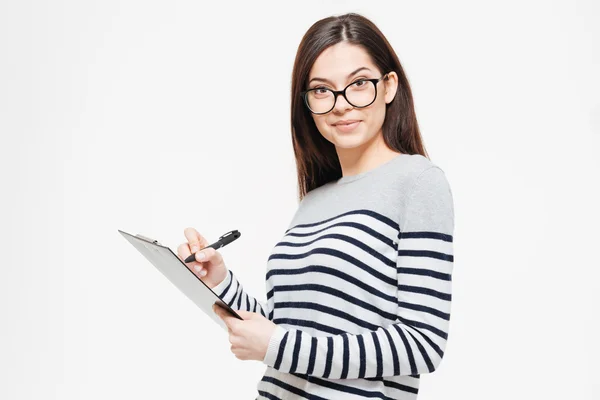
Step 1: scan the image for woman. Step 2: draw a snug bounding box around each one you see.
[178,12,454,399]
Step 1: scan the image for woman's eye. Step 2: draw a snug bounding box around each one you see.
[352,80,367,87]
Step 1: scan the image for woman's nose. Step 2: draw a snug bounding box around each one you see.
[332,92,353,113]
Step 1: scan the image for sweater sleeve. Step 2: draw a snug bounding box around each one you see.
[262,166,454,378]
[212,269,271,320]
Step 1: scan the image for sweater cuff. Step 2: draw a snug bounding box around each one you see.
[263,324,288,366]
[210,269,231,298]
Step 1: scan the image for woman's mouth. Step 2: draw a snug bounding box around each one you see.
[333,120,361,133]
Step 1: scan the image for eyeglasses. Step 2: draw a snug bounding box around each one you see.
[300,73,388,115]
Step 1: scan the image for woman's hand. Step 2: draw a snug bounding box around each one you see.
[213,304,278,362]
[177,227,228,289]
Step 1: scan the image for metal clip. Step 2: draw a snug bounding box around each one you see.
[136,233,160,245]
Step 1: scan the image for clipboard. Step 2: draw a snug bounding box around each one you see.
[118,229,243,332]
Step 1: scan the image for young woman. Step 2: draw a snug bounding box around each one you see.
[178,12,454,400]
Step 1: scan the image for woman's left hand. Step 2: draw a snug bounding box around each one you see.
[212,304,278,362]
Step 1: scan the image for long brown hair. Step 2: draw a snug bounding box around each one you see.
[291,13,429,201]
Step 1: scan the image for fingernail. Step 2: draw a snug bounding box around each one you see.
[194,265,202,272]
[200,270,207,277]
[196,252,206,260]
[191,245,198,252]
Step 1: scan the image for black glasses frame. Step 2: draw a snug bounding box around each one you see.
[300,73,389,115]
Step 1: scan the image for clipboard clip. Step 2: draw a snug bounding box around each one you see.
[135,233,162,245]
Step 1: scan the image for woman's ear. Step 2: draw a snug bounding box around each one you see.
[384,72,399,104]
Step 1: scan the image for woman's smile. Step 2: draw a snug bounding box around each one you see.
[333,120,361,132]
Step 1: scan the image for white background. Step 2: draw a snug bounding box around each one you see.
[1,0,599,399]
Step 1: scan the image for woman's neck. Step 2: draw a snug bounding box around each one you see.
[336,133,402,178]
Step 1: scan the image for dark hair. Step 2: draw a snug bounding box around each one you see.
[290,13,429,201]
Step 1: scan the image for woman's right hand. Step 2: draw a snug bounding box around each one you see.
[177,227,228,290]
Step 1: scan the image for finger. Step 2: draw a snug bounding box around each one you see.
[176,242,205,276]
[213,304,236,327]
[176,243,192,261]
[213,304,226,320]
[222,315,237,331]
[195,246,224,265]
[183,227,210,253]
[217,312,234,331]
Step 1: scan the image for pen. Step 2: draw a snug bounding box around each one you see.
[183,229,241,263]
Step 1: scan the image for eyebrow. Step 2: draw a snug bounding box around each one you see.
[308,67,372,86]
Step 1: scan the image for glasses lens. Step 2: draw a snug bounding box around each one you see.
[306,89,335,113]
[346,80,376,107]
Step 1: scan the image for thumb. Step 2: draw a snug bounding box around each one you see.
[213,304,229,323]
[235,310,256,319]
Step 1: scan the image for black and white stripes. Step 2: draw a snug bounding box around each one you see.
[211,165,454,399]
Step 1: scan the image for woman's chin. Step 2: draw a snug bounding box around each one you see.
[332,138,366,150]
[331,131,366,147]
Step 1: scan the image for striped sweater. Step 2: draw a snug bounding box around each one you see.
[212,153,455,399]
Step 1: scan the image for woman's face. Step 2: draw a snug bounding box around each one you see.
[306,41,398,151]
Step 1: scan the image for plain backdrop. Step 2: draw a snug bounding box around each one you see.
[1,1,599,399]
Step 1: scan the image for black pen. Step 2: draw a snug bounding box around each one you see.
[184,229,241,263]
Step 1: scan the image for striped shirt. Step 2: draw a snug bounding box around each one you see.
[212,153,455,399]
